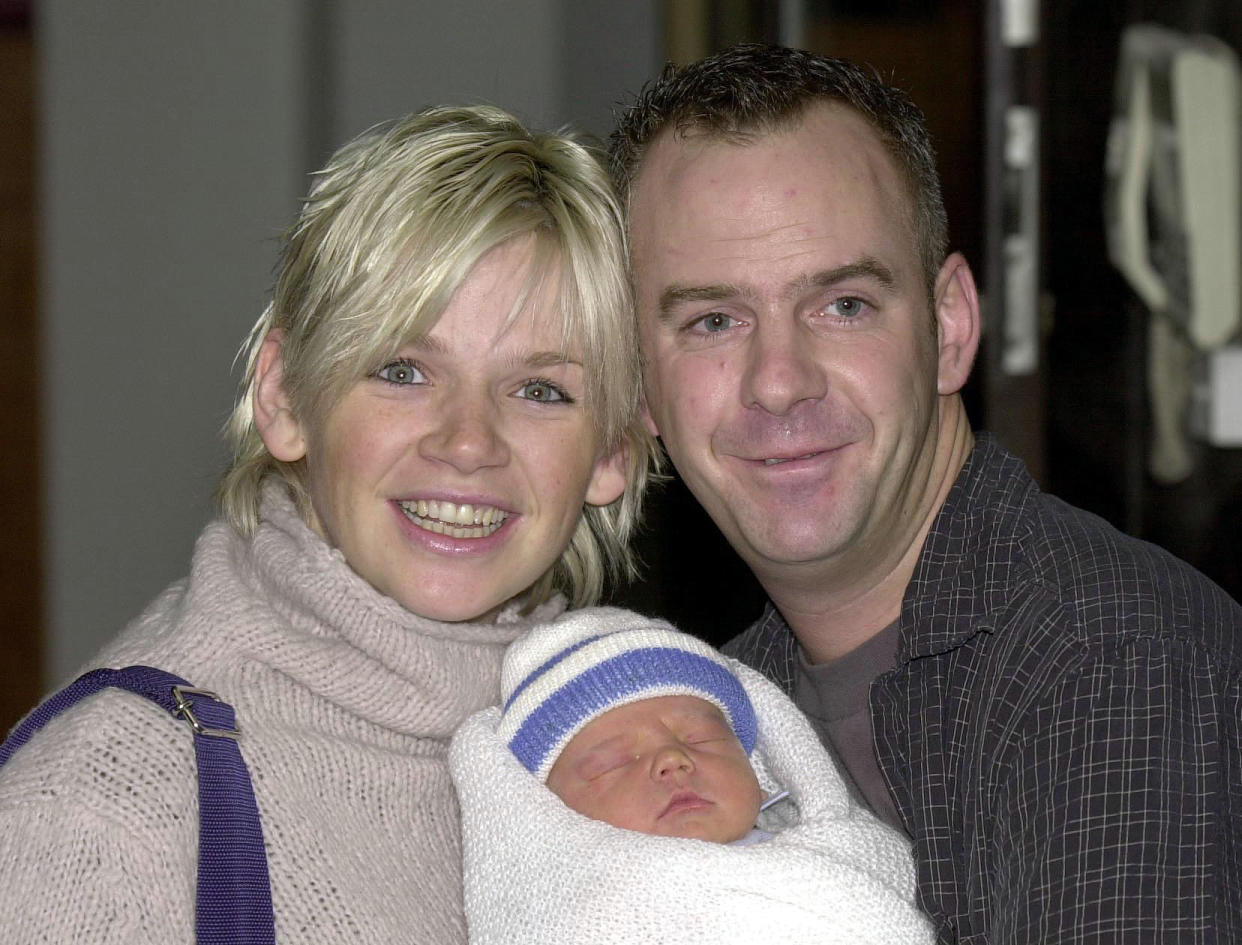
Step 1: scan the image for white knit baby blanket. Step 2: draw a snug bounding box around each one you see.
[449,658,933,944]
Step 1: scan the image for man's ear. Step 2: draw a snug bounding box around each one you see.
[933,252,981,396]
[585,441,629,508]
[253,330,308,462]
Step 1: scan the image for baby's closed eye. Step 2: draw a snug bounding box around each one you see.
[679,718,735,745]
[684,733,725,746]
[579,750,638,781]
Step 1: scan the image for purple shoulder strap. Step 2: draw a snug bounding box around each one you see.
[0,666,276,945]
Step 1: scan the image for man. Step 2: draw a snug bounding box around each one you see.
[611,44,1241,942]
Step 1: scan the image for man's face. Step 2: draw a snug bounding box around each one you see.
[629,103,948,591]
[546,695,764,843]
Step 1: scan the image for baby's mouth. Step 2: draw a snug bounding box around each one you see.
[397,499,509,538]
[659,791,711,819]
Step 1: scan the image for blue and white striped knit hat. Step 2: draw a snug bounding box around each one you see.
[497,607,758,781]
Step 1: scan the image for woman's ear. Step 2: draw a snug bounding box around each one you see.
[584,441,629,508]
[640,397,660,438]
[253,331,308,463]
[933,252,982,396]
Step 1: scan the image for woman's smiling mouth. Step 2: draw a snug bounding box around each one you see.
[397,499,510,538]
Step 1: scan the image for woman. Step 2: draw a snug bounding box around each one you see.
[0,105,656,941]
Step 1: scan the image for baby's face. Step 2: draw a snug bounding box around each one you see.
[545,694,764,843]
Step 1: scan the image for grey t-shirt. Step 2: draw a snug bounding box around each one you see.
[792,620,907,836]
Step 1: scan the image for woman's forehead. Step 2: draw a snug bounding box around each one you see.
[409,255,585,357]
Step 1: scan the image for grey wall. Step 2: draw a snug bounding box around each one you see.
[38,0,660,684]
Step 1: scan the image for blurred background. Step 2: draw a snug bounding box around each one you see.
[2,0,1240,735]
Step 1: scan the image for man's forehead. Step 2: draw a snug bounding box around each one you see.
[627,104,914,293]
[631,101,880,190]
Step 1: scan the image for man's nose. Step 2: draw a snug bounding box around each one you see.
[740,318,827,415]
[418,392,509,473]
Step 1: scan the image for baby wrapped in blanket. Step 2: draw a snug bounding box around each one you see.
[449,607,933,944]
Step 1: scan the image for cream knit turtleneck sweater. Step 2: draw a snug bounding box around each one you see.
[0,486,559,943]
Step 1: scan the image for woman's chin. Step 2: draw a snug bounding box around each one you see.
[381,579,522,624]
[333,526,550,624]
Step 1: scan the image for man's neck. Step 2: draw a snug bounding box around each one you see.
[761,404,974,664]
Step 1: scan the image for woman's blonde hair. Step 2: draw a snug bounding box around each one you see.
[218,105,658,610]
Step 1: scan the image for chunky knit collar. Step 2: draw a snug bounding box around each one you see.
[101,483,565,741]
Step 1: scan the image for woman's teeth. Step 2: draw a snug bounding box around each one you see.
[398,499,508,538]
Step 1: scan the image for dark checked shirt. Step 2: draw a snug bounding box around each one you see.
[724,433,1242,944]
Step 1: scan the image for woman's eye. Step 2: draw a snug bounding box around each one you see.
[374,359,425,385]
[515,378,572,404]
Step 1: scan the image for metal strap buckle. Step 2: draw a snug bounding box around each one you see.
[171,685,241,740]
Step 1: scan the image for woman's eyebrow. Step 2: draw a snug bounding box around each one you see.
[397,337,582,370]
[514,350,583,369]
[400,333,447,355]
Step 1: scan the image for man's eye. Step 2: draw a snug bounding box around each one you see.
[688,311,737,333]
[374,359,425,385]
[515,378,572,404]
[825,297,868,319]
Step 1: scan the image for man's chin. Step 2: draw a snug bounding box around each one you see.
[728,509,863,571]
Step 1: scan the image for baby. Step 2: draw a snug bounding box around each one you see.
[450,608,933,945]
[496,609,777,844]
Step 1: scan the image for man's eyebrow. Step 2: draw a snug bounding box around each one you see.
[657,283,745,322]
[655,257,897,323]
[794,257,896,295]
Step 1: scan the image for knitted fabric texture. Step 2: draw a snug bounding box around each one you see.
[450,630,934,944]
[0,484,563,944]
[497,607,758,780]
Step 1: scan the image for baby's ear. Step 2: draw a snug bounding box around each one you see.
[745,746,786,815]
[253,330,308,462]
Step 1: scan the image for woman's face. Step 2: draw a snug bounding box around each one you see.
[289,237,627,622]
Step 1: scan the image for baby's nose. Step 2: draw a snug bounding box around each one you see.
[651,745,694,780]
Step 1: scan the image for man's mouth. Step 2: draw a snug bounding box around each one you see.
[397,499,509,538]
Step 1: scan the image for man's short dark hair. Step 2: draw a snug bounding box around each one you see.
[610,43,948,293]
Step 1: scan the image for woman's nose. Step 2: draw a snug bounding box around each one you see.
[418,394,509,473]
